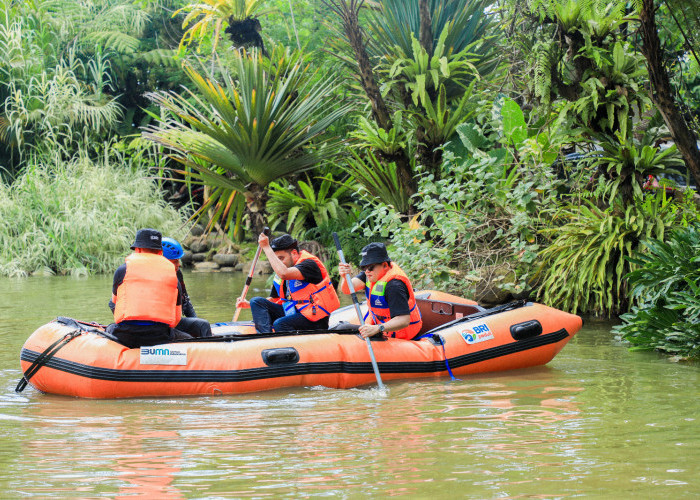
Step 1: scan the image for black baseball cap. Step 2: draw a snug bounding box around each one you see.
[359,242,391,267]
[270,234,298,251]
[131,228,162,250]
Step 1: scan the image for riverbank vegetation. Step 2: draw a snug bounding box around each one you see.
[0,147,186,277]
[1,0,699,357]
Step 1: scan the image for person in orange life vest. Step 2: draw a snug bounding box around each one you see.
[107,228,192,348]
[338,242,422,340]
[161,237,212,339]
[236,233,340,333]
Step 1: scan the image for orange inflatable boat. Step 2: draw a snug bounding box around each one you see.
[18,291,582,398]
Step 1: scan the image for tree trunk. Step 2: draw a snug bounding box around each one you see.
[335,0,392,131]
[419,0,433,56]
[244,183,269,236]
[325,0,417,200]
[639,0,700,189]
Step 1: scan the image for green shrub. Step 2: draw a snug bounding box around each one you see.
[0,150,188,277]
[267,174,358,239]
[357,143,558,299]
[613,225,700,359]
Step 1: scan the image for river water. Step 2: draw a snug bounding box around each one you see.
[1,273,698,498]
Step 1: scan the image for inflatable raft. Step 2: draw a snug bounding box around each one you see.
[18,291,582,398]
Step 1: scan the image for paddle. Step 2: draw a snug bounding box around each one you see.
[332,232,386,390]
[233,227,270,321]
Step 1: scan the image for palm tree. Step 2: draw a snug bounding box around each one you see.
[322,0,496,202]
[143,47,351,237]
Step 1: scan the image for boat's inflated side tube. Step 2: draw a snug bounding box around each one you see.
[261,347,300,366]
[510,320,542,340]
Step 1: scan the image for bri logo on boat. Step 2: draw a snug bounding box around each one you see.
[140,347,188,366]
[460,323,494,344]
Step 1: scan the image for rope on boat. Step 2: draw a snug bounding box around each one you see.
[15,329,83,393]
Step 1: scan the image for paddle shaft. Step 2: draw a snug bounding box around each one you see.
[332,232,385,390]
[233,227,270,321]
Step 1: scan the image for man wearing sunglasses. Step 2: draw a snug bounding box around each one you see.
[338,242,422,340]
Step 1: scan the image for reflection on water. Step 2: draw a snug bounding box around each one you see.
[1,274,699,497]
[10,375,591,498]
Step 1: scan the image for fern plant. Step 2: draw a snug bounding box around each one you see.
[536,190,693,316]
[614,225,700,359]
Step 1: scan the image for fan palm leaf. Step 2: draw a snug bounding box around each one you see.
[144,48,351,234]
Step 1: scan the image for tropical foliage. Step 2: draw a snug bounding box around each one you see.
[536,191,698,316]
[176,0,267,52]
[0,0,187,177]
[357,99,562,300]
[321,0,499,208]
[267,174,358,239]
[614,225,700,359]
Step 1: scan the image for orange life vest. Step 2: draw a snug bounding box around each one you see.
[275,250,340,321]
[113,253,181,327]
[365,263,422,340]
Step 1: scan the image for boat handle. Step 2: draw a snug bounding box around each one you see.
[261,347,300,366]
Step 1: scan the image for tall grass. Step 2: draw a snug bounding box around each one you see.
[0,150,188,277]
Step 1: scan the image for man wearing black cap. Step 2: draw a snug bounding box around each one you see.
[338,242,422,340]
[107,228,192,348]
[236,232,340,332]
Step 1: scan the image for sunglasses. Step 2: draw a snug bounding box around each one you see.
[361,263,381,273]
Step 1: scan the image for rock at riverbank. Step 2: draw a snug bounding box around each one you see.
[180,226,270,275]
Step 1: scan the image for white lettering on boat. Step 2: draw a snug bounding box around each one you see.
[460,323,494,344]
[140,347,188,365]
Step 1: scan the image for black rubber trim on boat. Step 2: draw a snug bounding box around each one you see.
[19,329,570,384]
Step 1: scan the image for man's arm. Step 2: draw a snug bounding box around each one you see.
[337,263,366,294]
[178,269,197,317]
[358,280,411,338]
[108,265,126,313]
[259,233,304,280]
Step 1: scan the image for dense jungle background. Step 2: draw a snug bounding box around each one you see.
[1,0,699,358]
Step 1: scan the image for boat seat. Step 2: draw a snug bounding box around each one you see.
[415,298,482,335]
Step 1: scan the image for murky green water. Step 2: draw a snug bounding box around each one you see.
[1,273,698,498]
